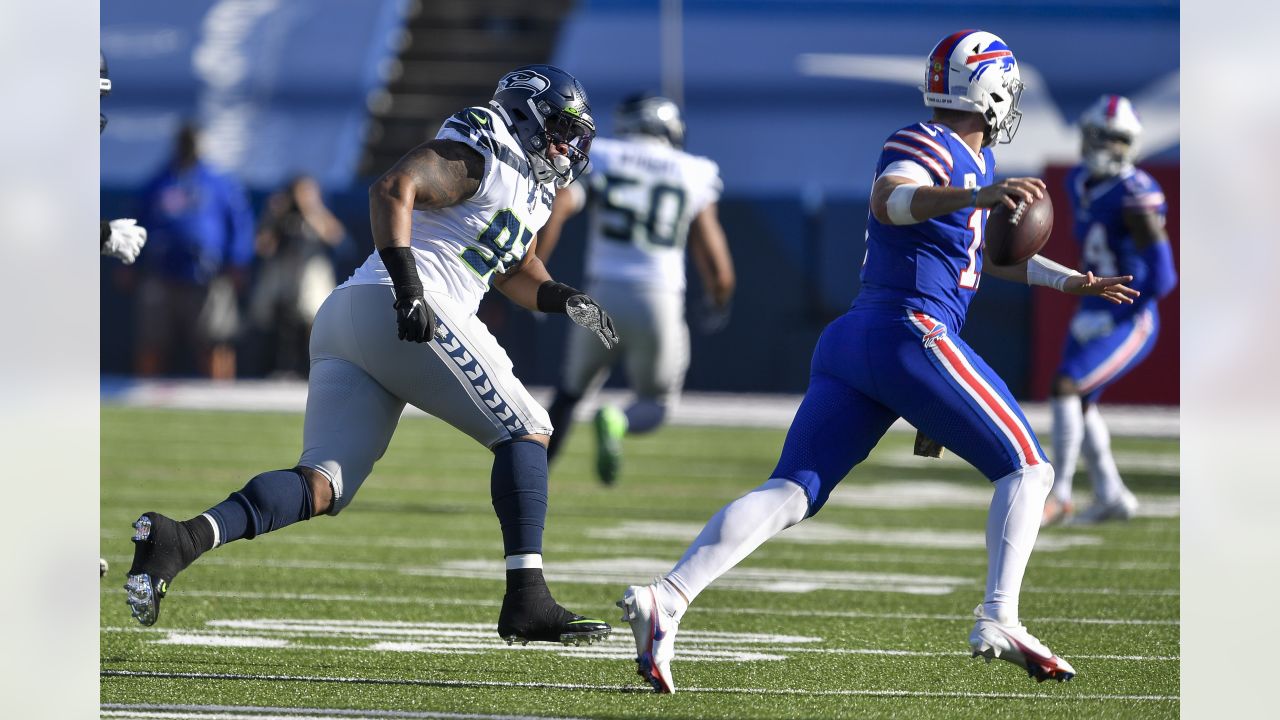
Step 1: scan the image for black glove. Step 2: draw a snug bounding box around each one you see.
[393,294,437,343]
[566,294,619,349]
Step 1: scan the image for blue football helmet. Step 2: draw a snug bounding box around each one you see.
[615,93,685,148]
[489,64,595,186]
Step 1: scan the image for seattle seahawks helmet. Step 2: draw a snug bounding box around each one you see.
[921,30,1024,146]
[489,64,595,187]
[1079,94,1143,178]
[615,93,685,148]
[100,52,112,134]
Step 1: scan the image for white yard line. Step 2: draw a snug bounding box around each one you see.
[100,669,1179,702]
[100,704,588,720]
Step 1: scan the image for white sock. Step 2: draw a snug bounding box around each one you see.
[1082,405,1126,503]
[505,553,543,570]
[663,477,809,620]
[1049,396,1084,504]
[983,464,1053,625]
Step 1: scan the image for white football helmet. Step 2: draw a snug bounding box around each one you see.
[921,30,1024,146]
[1079,94,1143,178]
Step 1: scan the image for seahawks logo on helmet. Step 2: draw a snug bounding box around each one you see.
[498,69,550,95]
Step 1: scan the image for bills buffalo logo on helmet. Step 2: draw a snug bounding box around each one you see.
[498,69,550,94]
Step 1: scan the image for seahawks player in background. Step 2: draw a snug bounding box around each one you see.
[100,52,147,264]
[616,31,1141,692]
[1041,95,1178,526]
[124,65,617,648]
[537,94,734,485]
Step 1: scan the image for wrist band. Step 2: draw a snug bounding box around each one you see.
[536,280,582,314]
[886,184,919,225]
[378,246,423,299]
[1026,254,1082,291]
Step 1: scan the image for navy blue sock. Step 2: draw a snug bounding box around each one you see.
[545,390,580,464]
[205,468,315,545]
[490,439,549,556]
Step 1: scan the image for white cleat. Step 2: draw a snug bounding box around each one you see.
[969,606,1075,682]
[1069,489,1139,525]
[618,584,678,693]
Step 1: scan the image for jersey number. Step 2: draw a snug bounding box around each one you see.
[1081,222,1118,276]
[598,174,688,248]
[959,208,984,289]
[460,208,533,281]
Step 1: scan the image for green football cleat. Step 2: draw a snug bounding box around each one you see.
[594,405,627,486]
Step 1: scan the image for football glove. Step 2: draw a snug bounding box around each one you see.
[102,218,147,264]
[394,294,438,343]
[566,295,619,349]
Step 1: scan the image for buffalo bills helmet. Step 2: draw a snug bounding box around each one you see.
[921,30,1024,146]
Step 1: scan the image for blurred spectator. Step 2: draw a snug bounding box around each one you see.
[132,122,254,379]
[248,175,345,377]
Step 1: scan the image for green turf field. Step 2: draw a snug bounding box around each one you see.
[100,407,1179,719]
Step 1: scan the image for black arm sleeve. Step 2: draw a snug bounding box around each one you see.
[536,280,582,314]
[378,246,424,300]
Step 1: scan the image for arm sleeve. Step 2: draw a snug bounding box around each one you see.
[1138,239,1178,300]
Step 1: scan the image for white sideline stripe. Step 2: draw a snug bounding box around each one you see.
[101,378,1180,438]
[101,704,587,720]
[97,590,1179,626]
[101,670,1179,702]
[784,648,1178,661]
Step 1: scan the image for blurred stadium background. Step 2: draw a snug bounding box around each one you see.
[100,0,1179,406]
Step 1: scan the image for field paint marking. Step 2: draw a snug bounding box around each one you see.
[826,480,1179,517]
[101,669,1179,702]
[98,589,1178,626]
[783,648,1179,661]
[423,558,971,595]
[588,520,1101,552]
[101,703,588,720]
[865,448,1180,477]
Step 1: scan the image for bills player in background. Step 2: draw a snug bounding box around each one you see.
[122,66,616,648]
[1041,95,1178,526]
[100,52,147,264]
[537,94,734,485]
[617,31,1140,693]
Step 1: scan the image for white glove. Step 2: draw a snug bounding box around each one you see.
[102,218,147,264]
[1069,310,1114,344]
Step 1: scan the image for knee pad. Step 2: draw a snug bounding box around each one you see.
[998,463,1055,497]
[232,468,315,539]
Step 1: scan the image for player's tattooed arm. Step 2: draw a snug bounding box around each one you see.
[369,140,484,250]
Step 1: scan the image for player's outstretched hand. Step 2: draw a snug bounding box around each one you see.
[103,218,147,264]
[976,177,1045,210]
[566,295,619,349]
[393,295,438,342]
[1063,272,1140,305]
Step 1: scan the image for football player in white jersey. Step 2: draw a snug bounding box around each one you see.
[537,94,735,485]
[123,65,618,648]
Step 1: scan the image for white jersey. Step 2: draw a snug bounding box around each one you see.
[579,136,722,291]
[343,105,556,314]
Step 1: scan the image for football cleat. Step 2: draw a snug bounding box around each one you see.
[497,585,611,646]
[619,583,679,693]
[1040,495,1075,527]
[969,605,1076,682]
[1069,489,1139,525]
[593,406,626,486]
[124,513,199,626]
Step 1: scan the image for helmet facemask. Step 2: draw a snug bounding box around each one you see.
[983,75,1024,146]
[535,107,595,187]
[1081,125,1136,178]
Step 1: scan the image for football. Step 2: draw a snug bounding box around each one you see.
[985,193,1053,266]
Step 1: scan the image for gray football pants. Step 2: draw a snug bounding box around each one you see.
[561,279,690,407]
[298,284,552,514]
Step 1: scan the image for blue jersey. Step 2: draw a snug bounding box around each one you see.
[858,122,995,332]
[1065,165,1167,317]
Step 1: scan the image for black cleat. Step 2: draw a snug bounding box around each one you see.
[497,584,611,646]
[124,513,200,626]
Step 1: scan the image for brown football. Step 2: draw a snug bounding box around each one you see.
[985,193,1053,266]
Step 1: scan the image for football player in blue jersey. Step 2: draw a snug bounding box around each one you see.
[1041,95,1178,526]
[617,30,1140,692]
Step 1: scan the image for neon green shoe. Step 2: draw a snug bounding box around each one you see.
[594,405,628,485]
